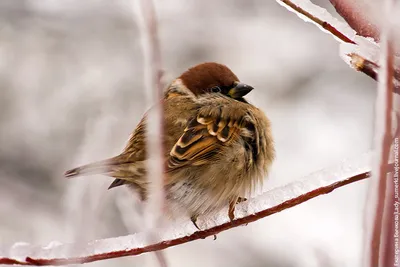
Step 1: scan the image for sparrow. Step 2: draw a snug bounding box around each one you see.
[65,62,275,229]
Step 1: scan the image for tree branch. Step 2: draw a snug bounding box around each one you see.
[345,53,400,95]
[276,0,400,98]
[276,0,356,44]
[369,40,394,267]
[135,0,165,228]
[1,153,376,266]
[367,3,395,265]
[328,0,380,41]
[134,0,167,266]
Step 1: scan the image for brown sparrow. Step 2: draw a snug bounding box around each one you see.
[65,62,275,228]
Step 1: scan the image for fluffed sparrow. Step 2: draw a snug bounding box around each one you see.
[65,62,275,228]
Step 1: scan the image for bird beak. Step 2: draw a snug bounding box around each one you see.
[228,82,254,98]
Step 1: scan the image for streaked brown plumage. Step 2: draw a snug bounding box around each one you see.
[65,62,275,227]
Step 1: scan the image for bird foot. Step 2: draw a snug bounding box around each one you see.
[191,216,217,240]
[237,197,247,203]
[191,216,201,231]
[229,196,248,221]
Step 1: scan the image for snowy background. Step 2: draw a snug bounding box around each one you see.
[0,1,377,266]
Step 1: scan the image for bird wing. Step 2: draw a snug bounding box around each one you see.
[122,116,147,159]
[168,99,253,171]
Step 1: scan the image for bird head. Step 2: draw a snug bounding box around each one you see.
[178,62,254,100]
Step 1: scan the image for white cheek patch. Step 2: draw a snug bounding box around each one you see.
[169,79,194,95]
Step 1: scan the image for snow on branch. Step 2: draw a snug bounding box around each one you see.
[276,0,400,105]
[1,153,374,266]
[340,47,400,96]
[276,0,356,43]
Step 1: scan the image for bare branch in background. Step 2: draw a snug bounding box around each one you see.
[371,42,394,267]
[328,0,380,41]
[134,0,166,266]
[364,1,396,265]
[135,0,165,231]
[0,153,376,266]
[135,0,165,227]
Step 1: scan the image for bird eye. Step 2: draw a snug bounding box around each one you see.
[211,86,221,93]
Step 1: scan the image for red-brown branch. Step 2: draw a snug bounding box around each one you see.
[373,27,395,267]
[1,168,373,266]
[348,53,400,95]
[0,259,28,265]
[328,0,380,41]
[277,0,355,44]
[276,0,400,97]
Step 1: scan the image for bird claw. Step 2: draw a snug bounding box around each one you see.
[191,216,201,231]
[191,197,250,239]
[191,216,217,240]
[237,197,247,203]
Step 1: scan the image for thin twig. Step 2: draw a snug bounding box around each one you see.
[136,0,165,227]
[277,0,400,98]
[348,53,400,95]
[276,0,355,44]
[328,0,380,41]
[134,0,166,266]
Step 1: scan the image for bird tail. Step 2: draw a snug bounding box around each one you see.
[65,154,149,196]
[64,154,133,179]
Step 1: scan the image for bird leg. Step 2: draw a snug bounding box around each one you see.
[228,196,248,221]
[228,200,236,222]
[191,215,217,240]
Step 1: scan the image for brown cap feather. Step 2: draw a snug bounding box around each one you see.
[179,62,239,95]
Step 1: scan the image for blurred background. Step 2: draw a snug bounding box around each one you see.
[0,0,377,266]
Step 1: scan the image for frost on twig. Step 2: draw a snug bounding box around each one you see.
[340,39,400,96]
[1,153,373,265]
[277,0,400,109]
[275,0,356,43]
